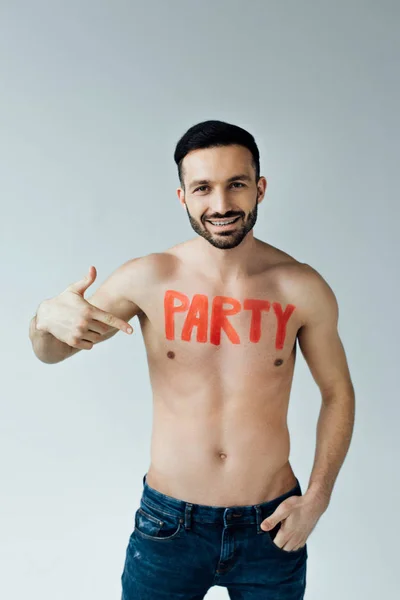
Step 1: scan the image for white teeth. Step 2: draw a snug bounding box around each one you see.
[209,218,237,226]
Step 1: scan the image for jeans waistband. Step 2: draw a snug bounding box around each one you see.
[141,472,302,526]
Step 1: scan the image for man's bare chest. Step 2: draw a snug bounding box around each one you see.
[137,277,301,372]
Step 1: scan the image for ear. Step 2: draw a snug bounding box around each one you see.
[257,176,267,205]
[177,187,186,209]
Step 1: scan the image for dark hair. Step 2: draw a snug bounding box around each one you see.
[173,119,260,191]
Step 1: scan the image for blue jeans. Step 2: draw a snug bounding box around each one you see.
[121,473,308,599]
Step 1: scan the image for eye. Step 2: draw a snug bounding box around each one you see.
[193,182,245,193]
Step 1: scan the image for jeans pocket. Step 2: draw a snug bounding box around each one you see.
[134,501,183,542]
[262,522,307,558]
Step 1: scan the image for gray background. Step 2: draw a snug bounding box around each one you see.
[1,0,399,598]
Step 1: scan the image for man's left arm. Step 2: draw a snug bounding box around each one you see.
[297,264,356,510]
[259,264,355,549]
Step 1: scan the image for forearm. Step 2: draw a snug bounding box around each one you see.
[29,312,74,364]
[306,385,356,507]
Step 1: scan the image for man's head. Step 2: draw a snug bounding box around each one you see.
[174,120,267,250]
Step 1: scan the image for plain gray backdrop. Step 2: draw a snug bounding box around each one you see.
[1,1,399,598]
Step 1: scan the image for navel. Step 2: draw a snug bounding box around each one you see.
[274,358,284,366]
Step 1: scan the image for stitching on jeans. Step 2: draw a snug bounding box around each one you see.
[138,507,163,524]
[141,498,181,519]
[134,521,183,542]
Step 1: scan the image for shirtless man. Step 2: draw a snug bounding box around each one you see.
[29,120,355,599]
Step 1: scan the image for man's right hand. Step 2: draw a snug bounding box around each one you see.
[35,266,133,350]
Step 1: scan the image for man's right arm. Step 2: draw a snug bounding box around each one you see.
[29,257,146,364]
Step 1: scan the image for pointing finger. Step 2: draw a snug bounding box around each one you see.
[90,307,133,334]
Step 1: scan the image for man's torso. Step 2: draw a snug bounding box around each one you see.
[129,238,308,505]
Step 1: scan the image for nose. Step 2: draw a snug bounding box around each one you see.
[208,192,233,217]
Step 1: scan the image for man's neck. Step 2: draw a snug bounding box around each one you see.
[194,233,259,282]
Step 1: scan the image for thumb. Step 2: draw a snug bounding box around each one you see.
[68,265,97,296]
[261,502,291,531]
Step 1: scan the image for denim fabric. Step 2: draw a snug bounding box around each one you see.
[121,473,308,599]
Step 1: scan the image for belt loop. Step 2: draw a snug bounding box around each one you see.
[254,504,262,534]
[184,503,193,530]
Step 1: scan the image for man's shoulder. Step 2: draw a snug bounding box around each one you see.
[258,240,328,287]
[121,250,180,284]
[272,259,324,286]
[272,259,338,327]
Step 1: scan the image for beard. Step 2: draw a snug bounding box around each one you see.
[185,196,259,250]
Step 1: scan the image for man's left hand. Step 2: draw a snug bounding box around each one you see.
[260,491,329,551]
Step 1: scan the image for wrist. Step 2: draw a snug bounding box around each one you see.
[304,482,331,510]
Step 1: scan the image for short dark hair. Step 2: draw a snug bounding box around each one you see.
[174,120,260,191]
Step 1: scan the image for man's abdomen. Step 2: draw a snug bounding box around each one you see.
[147,394,297,506]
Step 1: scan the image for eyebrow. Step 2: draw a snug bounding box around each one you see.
[189,173,253,190]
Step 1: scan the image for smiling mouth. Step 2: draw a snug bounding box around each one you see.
[206,216,241,229]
